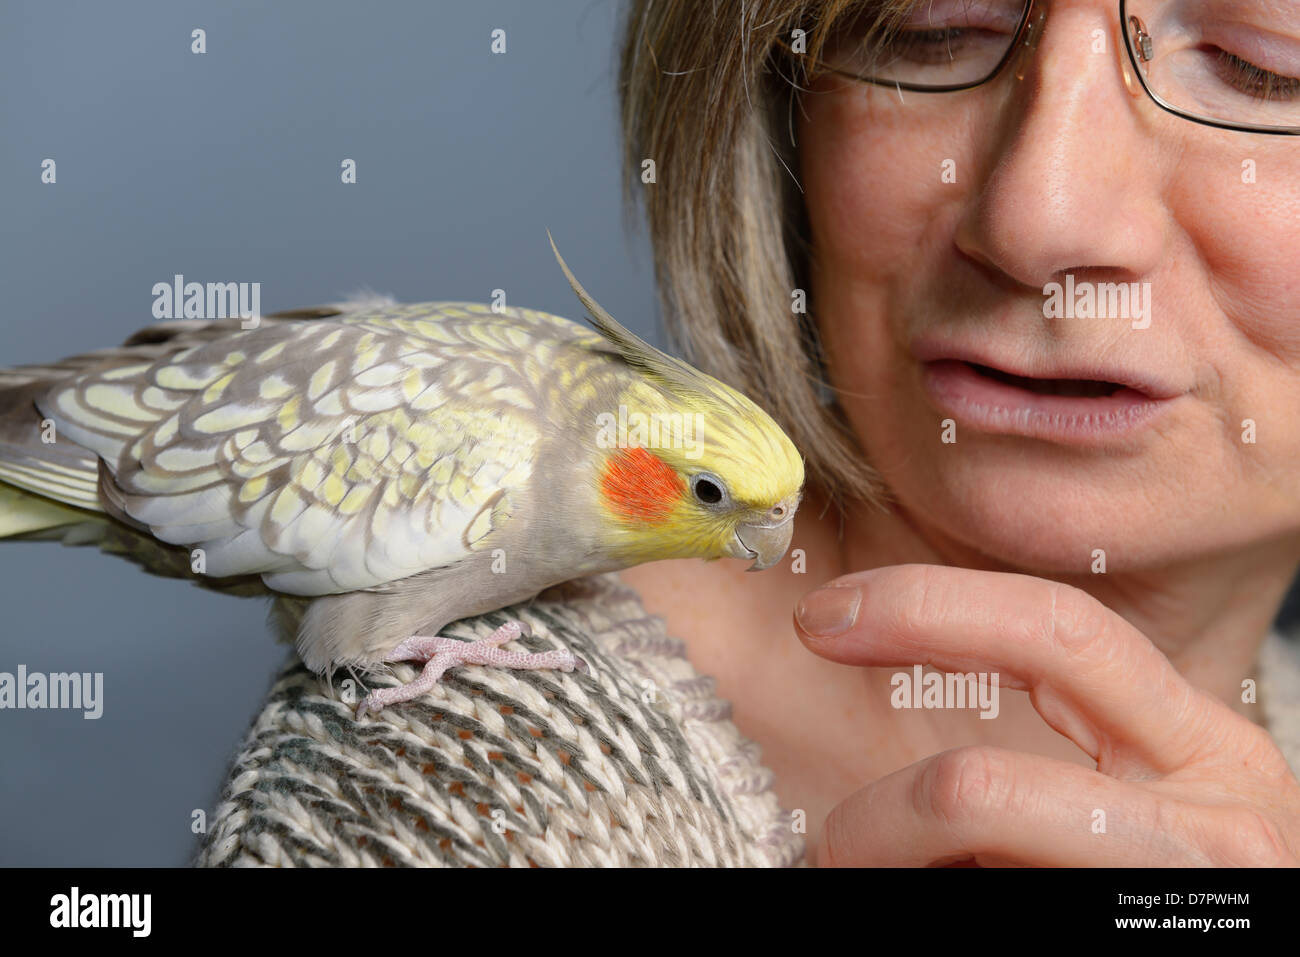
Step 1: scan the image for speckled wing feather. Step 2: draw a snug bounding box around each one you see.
[36,303,600,596]
[0,320,242,512]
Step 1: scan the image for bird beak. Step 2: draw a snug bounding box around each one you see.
[731,517,795,572]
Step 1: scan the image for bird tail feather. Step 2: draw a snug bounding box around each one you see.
[0,482,91,537]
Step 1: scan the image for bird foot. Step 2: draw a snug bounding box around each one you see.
[354,620,587,717]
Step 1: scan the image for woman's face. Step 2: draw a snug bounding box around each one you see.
[799,0,1300,573]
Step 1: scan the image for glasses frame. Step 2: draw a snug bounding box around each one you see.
[786,0,1300,136]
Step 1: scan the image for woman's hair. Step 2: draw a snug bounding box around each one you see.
[618,0,913,511]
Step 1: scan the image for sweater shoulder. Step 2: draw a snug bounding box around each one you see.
[195,573,803,867]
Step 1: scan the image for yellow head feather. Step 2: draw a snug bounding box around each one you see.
[549,231,804,564]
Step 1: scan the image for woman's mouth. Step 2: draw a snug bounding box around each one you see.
[918,358,1179,444]
[964,362,1125,397]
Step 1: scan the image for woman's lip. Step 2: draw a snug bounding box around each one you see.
[909,342,1183,400]
[920,359,1178,443]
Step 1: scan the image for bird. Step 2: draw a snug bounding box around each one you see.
[0,234,804,716]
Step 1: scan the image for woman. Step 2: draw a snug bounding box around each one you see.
[615,0,1300,865]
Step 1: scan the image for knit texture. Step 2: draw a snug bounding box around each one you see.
[194,573,1300,867]
[195,573,801,867]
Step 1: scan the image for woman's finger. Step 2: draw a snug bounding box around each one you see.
[815,745,1217,867]
[793,564,1229,774]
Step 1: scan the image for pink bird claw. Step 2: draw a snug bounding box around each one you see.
[349,619,585,716]
[354,690,390,719]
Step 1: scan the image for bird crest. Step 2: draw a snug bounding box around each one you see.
[547,230,725,408]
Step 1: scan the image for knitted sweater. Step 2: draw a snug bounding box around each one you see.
[195,573,1300,867]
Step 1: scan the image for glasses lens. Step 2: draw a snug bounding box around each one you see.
[816,0,1029,88]
[1126,0,1300,131]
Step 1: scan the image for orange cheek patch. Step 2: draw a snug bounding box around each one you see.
[599,446,684,523]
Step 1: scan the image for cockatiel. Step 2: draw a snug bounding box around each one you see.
[0,235,803,715]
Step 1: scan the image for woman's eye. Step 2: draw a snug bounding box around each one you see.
[819,7,1019,83]
[880,26,1002,66]
[1214,51,1300,101]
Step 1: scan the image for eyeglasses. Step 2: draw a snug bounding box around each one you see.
[784,0,1300,135]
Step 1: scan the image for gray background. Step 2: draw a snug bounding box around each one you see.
[0,0,658,865]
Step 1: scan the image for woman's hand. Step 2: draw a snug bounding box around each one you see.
[793,564,1300,866]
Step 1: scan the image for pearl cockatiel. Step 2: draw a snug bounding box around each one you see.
[0,236,804,715]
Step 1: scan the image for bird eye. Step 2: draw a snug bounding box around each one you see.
[691,473,726,505]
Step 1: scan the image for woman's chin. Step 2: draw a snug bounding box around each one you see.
[887,471,1213,576]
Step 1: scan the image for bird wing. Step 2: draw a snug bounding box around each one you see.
[34,303,573,595]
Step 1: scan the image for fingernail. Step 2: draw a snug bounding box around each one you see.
[796,585,861,638]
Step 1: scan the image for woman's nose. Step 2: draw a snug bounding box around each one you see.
[953,7,1167,292]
